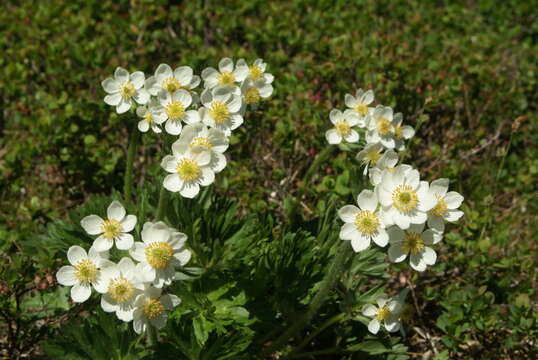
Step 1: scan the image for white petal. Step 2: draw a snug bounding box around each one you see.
[134,89,150,105]
[377,187,393,207]
[409,254,427,271]
[115,233,134,250]
[384,319,400,332]
[388,244,407,263]
[344,130,359,143]
[107,200,126,221]
[165,120,182,135]
[427,215,445,233]
[329,109,343,124]
[67,246,88,265]
[129,242,146,262]
[121,215,137,232]
[422,247,437,265]
[351,236,371,252]
[163,174,183,192]
[430,178,449,196]
[362,304,378,317]
[92,235,113,252]
[81,215,104,235]
[338,205,360,223]
[174,66,193,84]
[218,57,234,72]
[339,223,359,241]
[102,78,120,93]
[184,109,201,124]
[357,189,377,211]
[114,67,129,82]
[372,229,389,247]
[422,229,442,245]
[173,89,192,108]
[325,129,342,144]
[101,295,117,312]
[130,71,145,88]
[104,93,122,106]
[445,210,464,222]
[393,211,411,229]
[173,249,192,265]
[71,284,92,303]
[116,98,131,114]
[56,266,76,286]
[199,167,215,186]
[368,319,380,334]
[445,192,464,209]
[180,183,200,198]
[118,257,136,278]
[161,294,181,309]
[155,64,173,79]
[138,120,150,132]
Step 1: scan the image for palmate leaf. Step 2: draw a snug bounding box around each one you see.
[42,309,147,360]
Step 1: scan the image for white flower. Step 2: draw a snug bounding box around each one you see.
[200,86,243,135]
[325,109,361,144]
[392,112,415,151]
[132,285,181,334]
[387,222,442,271]
[362,296,401,334]
[161,148,215,198]
[95,257,144,322]
[236,58,274,84]
[338,189,389,252]
[345,88,374,122]
[146,64,200,96]
[174,123,229,173]
[426,179,464,232]
[366,106,396,149]
[129,221,191,288]
[101,67,150,114]
[56,245,112,303]
[356,143,385,175]
[369,150,400,186]
[136,99,167,133]
[157,89,200,135]
[240,79,274,106]
[201,58,248,92]
[80,200,137,251]
[376,166,436,229]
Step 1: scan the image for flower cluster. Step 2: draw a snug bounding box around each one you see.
[102,58,274,199]
[328,89,464,334]
[56,201,190,334]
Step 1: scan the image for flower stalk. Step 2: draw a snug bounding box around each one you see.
[261,240,352,356]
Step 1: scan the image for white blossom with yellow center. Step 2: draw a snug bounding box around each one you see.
[95,257,144,322]
[132,285,181,334]
[136,99,167,133]
[387,222,442,271]
[201,57,248,93]
[366,105,397,149]
[369,150,401,186]
[56,245,112,303]
[101,67,150,114]
[157,89,200,136]
[356,143,385,175]
[392,112,415,151]
[345,88,375,122]
[81,200,137,251]
[236,58,274,84]
[325,109,361,145]
[362,296,401,334]
[174,123,229,173]
[376,165,436,229]
[426,178,464,232]
[338,189,389,252]
[161,146,215,198]
[240,78,274,108]
[130,221,192,288]
[200,86,243,136]
[145,64,200,97]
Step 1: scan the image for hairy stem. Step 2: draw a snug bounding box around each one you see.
[123,121,140,204]
[156,185,167,221]
[261,241,351,356]
[146,324,158,346]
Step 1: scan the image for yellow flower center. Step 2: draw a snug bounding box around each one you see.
[249,65,263,80]
[402,232,425,255]
[430,195,448,217]
[392,185,418,212]
[394,125,403,140]
[355,103,368,116]
[376,306,391,321]
[165,101,186,121]
[209,101,230,124]
[354,210,380,235]
[108,277,134,303]
[365,149,382,164]
[101,219,122,240]
[245,87,261,104]
[377,117,393,137]
[176,158,201,182]
[335,121,351,137]
[162,77,182,93]
[120,81,136,99]
[190,136,213,150]
[74,259,97,284]
[144,111,154,125]
[144,241,174,269]
[217,71,235,86]
[143,298,165,319]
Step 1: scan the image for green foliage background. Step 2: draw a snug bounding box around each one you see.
[0,0,536,359]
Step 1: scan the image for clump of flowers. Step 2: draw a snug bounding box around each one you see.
[327,88,464,334]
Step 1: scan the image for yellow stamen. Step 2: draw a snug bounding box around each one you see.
[365,149,382,164]
[108,277,134,303]
[377,117,393,137]
[143,298,165,319]
[162,77,182,93]
[245,87,261,104]
[249,65,263,80]
[217,71,235,86]
[144,242,174,269]
[376,306,391,321]
[335,121,351,137]
[190,137,213,150]
[144,111,154,125]
[354,210,380,235]
[165,102,186,121]
[74,260,97,284]
[176,158,201,182]
[430,195,448,217]
[101,219,122,240]
[120,81,136,99]
[209,101,230,124]
[392,185,418,212]
[394,125,403,140]
[402,232,425,254]
[355,103,368,116]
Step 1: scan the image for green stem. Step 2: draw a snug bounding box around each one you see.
[156,185,167,221]
[261,241,352,356]
[146,324,158,346]
[123,121,140,204]
[291,312,346,353]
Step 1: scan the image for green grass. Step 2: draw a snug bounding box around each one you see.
[0,0,536,359]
